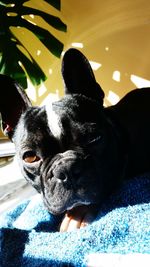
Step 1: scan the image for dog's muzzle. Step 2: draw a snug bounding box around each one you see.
[50,152,84,187]
[40,150,91,214]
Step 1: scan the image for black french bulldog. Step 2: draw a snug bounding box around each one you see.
[1,48,150,222]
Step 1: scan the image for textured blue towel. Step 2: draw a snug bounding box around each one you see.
[0,174,150,267]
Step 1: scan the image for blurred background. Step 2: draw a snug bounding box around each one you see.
[0,0,150,213]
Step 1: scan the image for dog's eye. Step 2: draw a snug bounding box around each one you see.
[23,151,41,163]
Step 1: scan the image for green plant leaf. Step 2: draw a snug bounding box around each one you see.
[0,30,47,88]
[21,7,67,32]
[0,0,66,89]
[0,0,28,6]
[16,48,47,86]
[44,0,60,10]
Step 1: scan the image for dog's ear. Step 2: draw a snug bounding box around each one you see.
[0,74,32,139]
[61,48,104,105]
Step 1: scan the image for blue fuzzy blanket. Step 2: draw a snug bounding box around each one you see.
[0,174,150,267]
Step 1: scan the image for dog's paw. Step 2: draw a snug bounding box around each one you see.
[60,205,97,232]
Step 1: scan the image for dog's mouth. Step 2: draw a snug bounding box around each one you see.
[43,193,98,231]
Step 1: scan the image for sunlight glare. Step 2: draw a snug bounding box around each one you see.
[71,43,84,48]
[26,79,37,102]
[37,50,41,56]
[38,83,47,97]
[29,14,35,19]
[41,91,60,106]
[89,61,102,71]
[107,90,120,105]
[131,75,150,88]
[49,68,53,75]
[105,47,109,51]
[112,70,121,82]
[26,19,37,26]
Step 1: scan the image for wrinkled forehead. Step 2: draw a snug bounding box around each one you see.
[14,94,102,145]
[45,96,81,140]
[49,94,102,122]
[45,96,79,138]
[45,95,103,139]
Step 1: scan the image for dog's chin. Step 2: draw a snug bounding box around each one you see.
[45,199,93,216]
[66,201,92,212]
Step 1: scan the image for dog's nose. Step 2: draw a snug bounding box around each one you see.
[54,169,68,182]
[52,164,81,183]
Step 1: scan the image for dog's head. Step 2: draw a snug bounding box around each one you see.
[0,49,124,215]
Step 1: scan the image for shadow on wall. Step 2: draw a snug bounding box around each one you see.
[1,0,150,111]
[25,0,150,108]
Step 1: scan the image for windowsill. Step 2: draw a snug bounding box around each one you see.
[0,143,37,215]
[0,139,15,158]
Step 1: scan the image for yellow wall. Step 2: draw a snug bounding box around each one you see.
[62,0,150,106]
[1,0,150,137]
[12,0,150,106]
